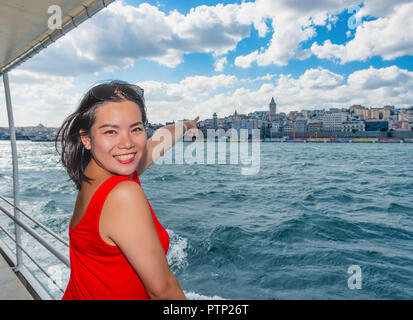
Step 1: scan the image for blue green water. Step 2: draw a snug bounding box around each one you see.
[0,141,412,299]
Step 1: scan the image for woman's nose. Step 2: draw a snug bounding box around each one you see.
[118,133,134,149]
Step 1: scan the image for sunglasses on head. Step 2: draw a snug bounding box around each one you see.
[89,81,144,102]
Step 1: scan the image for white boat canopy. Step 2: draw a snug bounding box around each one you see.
[0,0,114,74]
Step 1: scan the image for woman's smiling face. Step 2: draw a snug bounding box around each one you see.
[81,98,147,177]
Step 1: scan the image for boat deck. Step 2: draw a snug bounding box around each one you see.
[0,252,33,300]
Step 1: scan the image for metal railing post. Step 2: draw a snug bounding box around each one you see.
[2,72,23,269]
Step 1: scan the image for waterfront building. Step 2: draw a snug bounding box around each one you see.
[269,128,279,138]
[369,107,391,120]
[295,118,307,133]
[350,105,368,119]
[270,121,282,136]
[232,118,263,137]
[306,109,326,119]
[213,112,218,129]
[329,107,348,113]
[384,105,396,111]
[222,118,233,128]
[390,120,411,131]
[350,106,392,121]
[248,110,268,121]
[389,114,399,122]
[280,118,307,136]
[277,112,287,120]
[398,111,413,122]
[301,110,313,119]
[282,120,293,134]
[364,119,389,131]
[203,118,214,128]
[322,112,349,132]
[307,121,323,134]
[341,120,365,132]
[287,111,303,119]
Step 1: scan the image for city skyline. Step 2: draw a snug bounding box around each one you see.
[2,99,412,127]
[1,0,413,127]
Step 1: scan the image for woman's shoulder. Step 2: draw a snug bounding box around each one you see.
[108,178,144,198]
[101,179,150,234]
[104,178,147,212]
[81,174,136,195]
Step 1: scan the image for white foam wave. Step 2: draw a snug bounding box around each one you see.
[184,291,226,300]
[166,229,226,300]
[166,229,189,272]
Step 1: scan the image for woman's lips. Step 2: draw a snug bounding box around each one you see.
[114,152,136,164]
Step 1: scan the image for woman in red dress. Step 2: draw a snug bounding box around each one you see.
[56,80,198,299]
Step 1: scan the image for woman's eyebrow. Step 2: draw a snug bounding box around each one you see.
[98,122,143,129]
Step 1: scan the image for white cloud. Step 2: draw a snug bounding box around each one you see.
[0,70,80,127]
[234,0,357,68]
[234,0,413,68]
[214,57,227,72]
[21,1,254,76]
[347,66,413,90]
[240,73,275,83]
[138,74,238,123]
[357,0,412,18]
[296,67,344,89]
[311,2,413,63]
[11,0,412,77]
[234,50,259,69]
[272,65,413,110]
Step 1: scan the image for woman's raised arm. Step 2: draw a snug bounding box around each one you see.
[137,116,200,176]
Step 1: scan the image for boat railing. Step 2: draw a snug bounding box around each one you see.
[0,0,118,301]
[0,195,70,299]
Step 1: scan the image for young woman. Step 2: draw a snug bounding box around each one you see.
[56,80,198,299]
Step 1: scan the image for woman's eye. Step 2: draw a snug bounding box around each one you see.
[133,127,142,132]
[104,130,116,134]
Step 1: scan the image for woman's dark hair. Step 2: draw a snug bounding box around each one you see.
[55,80,148,190]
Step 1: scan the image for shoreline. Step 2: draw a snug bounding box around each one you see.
[1,138,412,143]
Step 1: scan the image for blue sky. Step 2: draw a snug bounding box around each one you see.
[2,0,413,127]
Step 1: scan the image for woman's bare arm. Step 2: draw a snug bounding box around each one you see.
[104,180,186,300]
[137,116,199,176]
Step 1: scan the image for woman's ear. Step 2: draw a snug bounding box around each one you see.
[79,129,91,150]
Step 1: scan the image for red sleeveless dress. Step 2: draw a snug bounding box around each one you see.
[62,171,169,300]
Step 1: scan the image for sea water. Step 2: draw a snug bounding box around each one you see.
[0,141,412,299]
